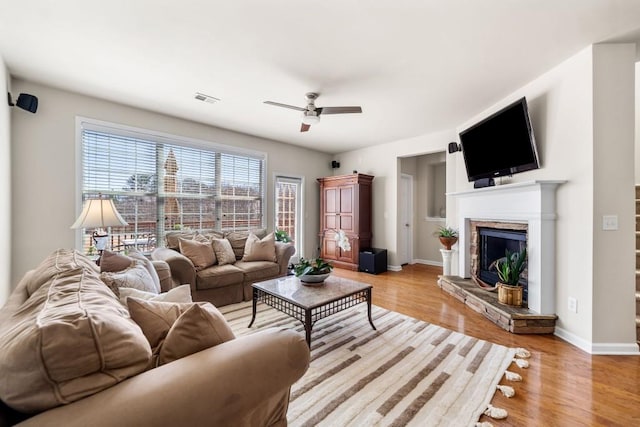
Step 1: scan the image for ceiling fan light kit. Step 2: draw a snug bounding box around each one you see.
[264,92,362,132]
[301,111,320,125]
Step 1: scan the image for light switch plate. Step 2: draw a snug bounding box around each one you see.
[602,215,618,231]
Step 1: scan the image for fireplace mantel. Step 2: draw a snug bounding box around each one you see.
[449,180,566,314]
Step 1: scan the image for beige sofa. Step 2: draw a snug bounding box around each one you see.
[152,229,295,306]
[0,249,309,426]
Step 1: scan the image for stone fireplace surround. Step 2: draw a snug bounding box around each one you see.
[450,180,566,315]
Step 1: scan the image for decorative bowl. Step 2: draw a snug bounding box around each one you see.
[298,273,330,285]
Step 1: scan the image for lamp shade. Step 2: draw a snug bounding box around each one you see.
[71,197,128,229]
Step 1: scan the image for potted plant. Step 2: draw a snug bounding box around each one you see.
[274,229,292,243]
[293,257,334,285]
[493,247,527,306]
[435,226,458,250]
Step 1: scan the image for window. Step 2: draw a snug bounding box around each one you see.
[275,175,302,256]
[77,119,265,253]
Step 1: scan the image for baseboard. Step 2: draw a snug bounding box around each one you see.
[590,343,640,355]
[555,327,640,355]
[413,259,443,267]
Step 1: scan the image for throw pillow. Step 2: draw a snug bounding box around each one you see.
[126,298,188,350]
[179,237,216,271]
[126,298,235,368]
[118,285,192,306]
[128,248,162,293]
[100,261,157,296]
[165,231,195,250]
[242,232,277,262]
[100,250,134,272]
[158,303,235,366]
[211,238,236,266]
[0,249,151,413]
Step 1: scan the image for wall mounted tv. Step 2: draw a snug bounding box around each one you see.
[459,97,539,185]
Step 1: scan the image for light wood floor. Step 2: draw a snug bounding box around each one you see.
[332,264,640,427]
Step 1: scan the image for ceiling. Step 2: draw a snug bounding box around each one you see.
[2,1,640,154]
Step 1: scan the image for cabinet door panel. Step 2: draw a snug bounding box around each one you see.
[322,238,338,260]
[339,186,353,213]
[325,188,337,213]
[339,216,353,230]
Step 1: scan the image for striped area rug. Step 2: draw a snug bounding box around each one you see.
[221,301,518,427]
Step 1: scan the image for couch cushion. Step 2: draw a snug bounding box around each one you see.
[179,237,217,271]
[211,238,237,266]
[196,264,244,290]
[234,261,280,283]
[118,284,192,306]
[0,249,151,413]
[126,298,234,368]
[100,250,134,272]
[158,303,235,366]
[128,248,162,293]
[24,248,99,296]
[225,229,267,260]
[242,232,277,262]
[126,298,186,350]
[100,261,158,296]
[165,230,196,249]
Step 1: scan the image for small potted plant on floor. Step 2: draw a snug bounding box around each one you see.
[275,229,292,243]
[435,226,458,250]
[293,257,333,285]
[493,247,527,306]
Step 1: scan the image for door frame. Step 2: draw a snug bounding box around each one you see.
[274,173,304,259]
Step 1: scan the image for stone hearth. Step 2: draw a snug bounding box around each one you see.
[437,275,557,334]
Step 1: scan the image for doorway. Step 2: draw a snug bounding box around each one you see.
[275,175,303,257]
[399,174,414,265]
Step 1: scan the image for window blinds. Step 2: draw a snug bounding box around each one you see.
[79,121,265,250]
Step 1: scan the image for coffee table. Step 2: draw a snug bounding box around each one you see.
[248,275,376,347]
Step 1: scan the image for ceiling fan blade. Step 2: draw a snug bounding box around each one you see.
[264,101,306,112]
[318,106,362,115]
[300,123,311,132]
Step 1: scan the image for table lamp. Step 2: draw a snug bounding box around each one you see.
[71,194,128,254]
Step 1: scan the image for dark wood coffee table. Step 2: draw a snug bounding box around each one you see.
[248,275,376,347]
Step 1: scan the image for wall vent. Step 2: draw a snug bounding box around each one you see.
[194,92,220,103]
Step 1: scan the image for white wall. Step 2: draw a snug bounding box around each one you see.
[635,62,640,182]
[591,44,636,348]
[451,44,636,353]
[10,79,332,286]
[336,43,637,353]
[335,129,455,268]
[0,56,10,306]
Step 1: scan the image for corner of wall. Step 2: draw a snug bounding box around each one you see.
[0,54,11,306]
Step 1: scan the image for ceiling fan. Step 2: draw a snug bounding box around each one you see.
[264,92,362,132]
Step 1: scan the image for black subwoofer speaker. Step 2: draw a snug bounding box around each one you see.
[359,248,387,275]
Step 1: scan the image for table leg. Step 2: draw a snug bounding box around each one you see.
[248,288,258,328]
[304,309,312,348]
[367,289,376,331]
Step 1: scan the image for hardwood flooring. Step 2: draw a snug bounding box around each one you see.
[332,264,640,427]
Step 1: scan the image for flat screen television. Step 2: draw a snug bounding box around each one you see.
[459,97,539,183]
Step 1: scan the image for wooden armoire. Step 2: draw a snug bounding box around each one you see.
[317,173,374,270]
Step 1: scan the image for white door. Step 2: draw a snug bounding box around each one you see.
[275,175,303,258]
[399,174,413,265]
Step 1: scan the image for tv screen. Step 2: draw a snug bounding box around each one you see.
[459,97,539,182]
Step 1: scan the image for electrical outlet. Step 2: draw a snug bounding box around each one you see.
[568,297,578,313]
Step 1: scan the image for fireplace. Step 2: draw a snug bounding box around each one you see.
[477,227,528,304]
[451,180,566,315]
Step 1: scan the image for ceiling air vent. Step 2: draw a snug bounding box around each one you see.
[194,92,220,104]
